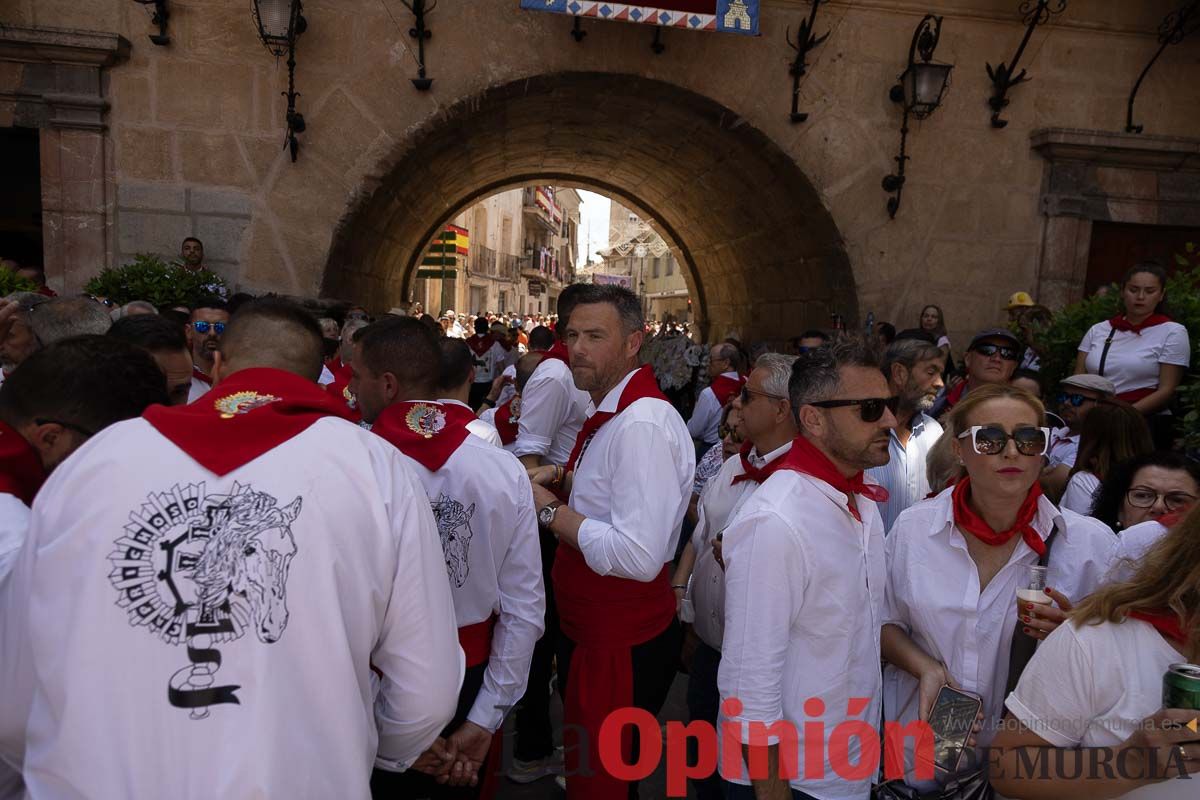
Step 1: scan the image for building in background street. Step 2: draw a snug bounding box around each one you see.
[587,201,691,323]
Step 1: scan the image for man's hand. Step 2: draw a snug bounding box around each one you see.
[411,737,456,777]
[1019,587,1073,642]
[438,721,493,787]
[1119,708,1200,783]
[527,465,558,487]
[486,373,510,403]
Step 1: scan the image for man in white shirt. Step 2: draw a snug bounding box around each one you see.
[867,338,945,531]
[322,317,368,422]
[687,343,746,456]
[108,314,196,406]
[0,299,463,799]
[186,296,231,402]
[436,338,503,447]
[528,284,694,799]
[1040,373,1114,501]
[351,316,545,797]
[673,352,797,800]
[718,338,895,800]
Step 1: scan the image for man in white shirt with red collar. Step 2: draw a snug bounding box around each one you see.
[351,316,545,798]
[672,352,797,800]
[688,343,746,457]
[718,338,896,800]
[437,338,503,447]
[0,300,463,799]
[186,296,230,403]
[528,284,694,800]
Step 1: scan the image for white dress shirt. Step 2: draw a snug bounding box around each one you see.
[718,469,887,800]
[1060,470,1101,514]
[882,490,1118,782]
[689,441,790,651]
[513,358,589,465]
[397,428,545,732]
[439,399,502,448]
[318,364,335,386]
[570,369,695,582]
[0,493,30,586]
[1079,320,1190,395]
[187,376,209,404]
[687,371,739,445]
[1106,518,1168,584]
[0,416,463,798]
[1045,427,1079,470]
[867,412,943,532]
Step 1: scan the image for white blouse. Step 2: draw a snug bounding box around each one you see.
[1060,470,1101,515]
[1078,320,1190,395]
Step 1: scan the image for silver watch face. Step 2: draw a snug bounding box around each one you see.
[538,505,555,527]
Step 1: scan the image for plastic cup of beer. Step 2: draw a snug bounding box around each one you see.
[1017,565,1051,608]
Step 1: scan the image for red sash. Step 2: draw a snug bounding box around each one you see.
[0,420,46,505]
[1128,609,1188,646]
[952,477,1046,557]
[143,367,354,476]
[708,373,746,408]
[191,365,213,386]
[554,365,675,799]
[494,397,519,445]
[466,334,494,357]
[371,401,472,473]
[458,615,497,669]
[1108,314,1171,334]
[774,435,889,522]
[1116,387,1156,404]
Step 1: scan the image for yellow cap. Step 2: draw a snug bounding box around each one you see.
[1006,291,1035,309]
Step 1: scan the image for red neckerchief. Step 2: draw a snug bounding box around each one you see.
[192,365,213,386]
[1157,511,1184,528]
[371,400,472,473]
[322,359,362,423]
[0,420,46,505]
[324,356,352,385]
[553,364,672,800]
[732,440,790,486]
[1128,609,1189,646]
[494,396,520,445]
[774,435,889,522]
[540,339,570,367]
[465,334,494,357]
[1109,314,1171,335]
[944,380,967,409]
[952,476,1046,556]
[144,367,354,476]
[709,373,746,408]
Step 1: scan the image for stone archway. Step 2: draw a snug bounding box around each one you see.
[324,72,855,341]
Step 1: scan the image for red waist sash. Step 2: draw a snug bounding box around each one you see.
[458,614,497,669]
[1116,387,1156,405]
[552,544,675,799]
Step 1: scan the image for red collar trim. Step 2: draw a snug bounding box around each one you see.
[372,401,473,472]
[774,435,888,522]
[1128,609,1189,646]
[192,365,213,386]
[0,420,46,505]
[1109,314,1171,334]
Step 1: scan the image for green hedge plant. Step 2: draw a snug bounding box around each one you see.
[0,269,39,296]
[84,254,227,309]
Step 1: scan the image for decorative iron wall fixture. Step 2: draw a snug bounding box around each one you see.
[1126,0,1200,133]
[985,0,1066,128]
[401,0,436,90]
[786,0,830,123]
[252,0,308,163]
[133,0,171,46]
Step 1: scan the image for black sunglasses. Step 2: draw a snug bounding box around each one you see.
[808,396,899,423]
[1056,392,1099,408]
[192,320,226,335]
[957,425,1050,457]
[739,385,787,404]
[971,343,1019,361]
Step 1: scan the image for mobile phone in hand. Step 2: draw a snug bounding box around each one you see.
[919,685,982,776]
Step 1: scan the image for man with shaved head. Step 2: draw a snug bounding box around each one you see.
[0,298,462,798]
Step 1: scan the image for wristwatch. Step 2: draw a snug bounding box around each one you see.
[537,500,564,528]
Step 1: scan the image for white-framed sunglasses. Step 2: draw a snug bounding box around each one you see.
[956,425,1051,457]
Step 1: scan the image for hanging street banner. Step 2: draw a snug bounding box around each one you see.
[520,1,759,36]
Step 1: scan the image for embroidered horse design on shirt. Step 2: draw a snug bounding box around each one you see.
[431,493,475,588]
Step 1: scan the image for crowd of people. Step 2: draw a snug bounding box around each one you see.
[0,258,1196,800]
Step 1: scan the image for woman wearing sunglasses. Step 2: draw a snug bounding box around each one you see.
[992,507,1200,799]
[1060,401,1154,515]
[881,384,1119,788]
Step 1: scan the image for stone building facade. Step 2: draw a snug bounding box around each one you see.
[1,0,1198,344]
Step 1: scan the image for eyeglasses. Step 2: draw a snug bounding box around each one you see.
[1126,486,1197,513]
[956,425,1050,457]
[191,320,226,335]
[739,385,786,404]
[1056,392,1099,408]
[971,343,1019,361]
[35,417,95,438]
[808,396,899,423]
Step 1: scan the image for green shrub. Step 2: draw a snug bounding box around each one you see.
[84,254,228,309]
[0,269,39,296]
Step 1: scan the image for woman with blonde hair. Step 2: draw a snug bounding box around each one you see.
[881,384,1118,788]
[993,507,1200,798]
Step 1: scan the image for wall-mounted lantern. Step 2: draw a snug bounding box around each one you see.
[252,0,308,163]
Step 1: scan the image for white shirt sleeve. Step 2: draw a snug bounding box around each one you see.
[882,522,909,631]
[1077,324,1100,359]
[0,506,36,769]
[0,494,31,585]
[1160,323,1191,367]
[576,419,689,581]
[468,479,546,732]
[1060,472,1101,515]
[373,464,466,772]
[687,388,719,442]
[1005,622,1109,748]
[466,419,503,449]
[513,369,569,461]
[717,509,806,742]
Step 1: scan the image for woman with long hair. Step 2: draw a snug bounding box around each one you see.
[882,384,1118,788]
[920,303,952,365]
[992,507,1200,798]
[1060,400,1153,515]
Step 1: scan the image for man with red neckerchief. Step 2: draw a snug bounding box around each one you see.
[687,343,747,458]
[0,300,462,800]
[351,316,545,799]
[717,338,895,800]
[527,284,694,800]
[185,296,230,403]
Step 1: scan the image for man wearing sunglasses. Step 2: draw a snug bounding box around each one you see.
[931,328,1022,420]
[186,296,230,403]
[1040,374,1115,501]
